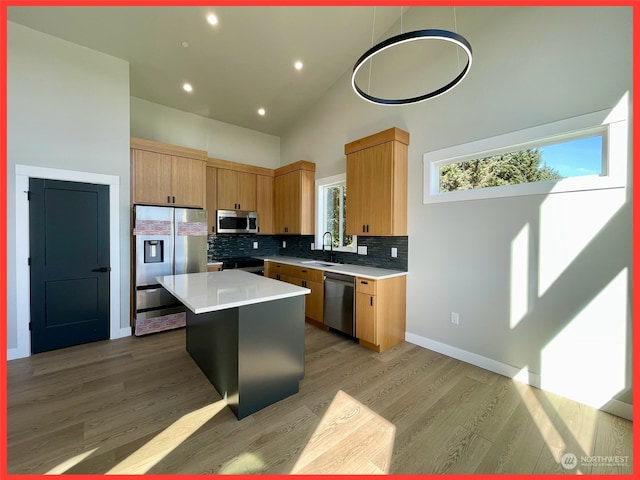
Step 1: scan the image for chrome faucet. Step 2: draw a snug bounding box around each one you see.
[322,231,335,263]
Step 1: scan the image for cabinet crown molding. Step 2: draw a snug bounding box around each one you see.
[344,127,410,155]
[130,137,208,161]
[275,160,316,177]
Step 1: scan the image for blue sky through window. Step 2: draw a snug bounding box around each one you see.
[539,135,603,178]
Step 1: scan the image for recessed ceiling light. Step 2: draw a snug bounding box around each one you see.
[181,41,190,48]
[207,13,218,25]
[183,83,193,93]
[257,108,266,116]
[294,61,303,71]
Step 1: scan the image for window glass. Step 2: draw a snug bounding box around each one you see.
[316,174,356,252]
[439,134,604,193]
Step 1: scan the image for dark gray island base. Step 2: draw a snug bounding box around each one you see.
[186,296,305,419]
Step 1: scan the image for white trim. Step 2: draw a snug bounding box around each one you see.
[423,100,629,204]
[12,165,123,360]
[405,331,632,421]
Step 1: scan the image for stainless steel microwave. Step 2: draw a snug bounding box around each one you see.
[216,210,258,234]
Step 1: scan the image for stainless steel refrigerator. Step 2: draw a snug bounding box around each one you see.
[133,205,207,335]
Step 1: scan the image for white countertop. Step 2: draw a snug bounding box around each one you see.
[261,256,408,280]
[157,270,310,314]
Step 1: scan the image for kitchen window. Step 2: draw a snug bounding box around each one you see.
[423,98,629,204]
[316,173,356,252]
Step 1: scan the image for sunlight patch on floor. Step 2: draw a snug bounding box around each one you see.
[291,390,395,474]
[106,399,226,474]
[46,448,99,474]
[219,452,266,474]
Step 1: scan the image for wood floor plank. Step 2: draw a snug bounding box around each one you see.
[6,324,633,474]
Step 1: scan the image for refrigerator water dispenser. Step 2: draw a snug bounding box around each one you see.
[144,240,164,263]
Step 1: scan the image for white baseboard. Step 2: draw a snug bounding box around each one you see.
[7,346,29,361]
[115,327,132,339]
[405,332,632,421]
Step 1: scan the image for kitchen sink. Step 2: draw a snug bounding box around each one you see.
[299,260,339,267]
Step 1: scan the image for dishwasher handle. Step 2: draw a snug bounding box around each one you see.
[324,273,355,287]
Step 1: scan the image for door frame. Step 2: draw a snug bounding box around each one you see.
[12,164,123,359]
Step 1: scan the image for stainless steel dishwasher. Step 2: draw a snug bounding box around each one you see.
[323,272,355,336]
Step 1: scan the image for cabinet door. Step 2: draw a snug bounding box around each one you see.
[365,142,394,235]
[274,171,301,234]
[217,170,257,211]
[356,292,377,344]
[256,175,273,234]
[346,142,394,235]
[206,166,217,233]
[172,156,205,208]
[217,169,239,210]
[237,172,257,211]
[305,279,324,323]
[132,149,172,205]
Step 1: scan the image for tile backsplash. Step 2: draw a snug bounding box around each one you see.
[208,234,408,271]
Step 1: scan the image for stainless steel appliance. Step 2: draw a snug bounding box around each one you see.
[217,257,264,275]
[133,205,207,335]
[216,209,258,234]
[323,272,355,336]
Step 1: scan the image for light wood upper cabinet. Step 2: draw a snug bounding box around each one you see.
[206,166,217,234]
[274,161,315,235]
[256,174,274,234]
[217,169,257,211]
[132,149,173,205]
[345,127,408,236]
[172,156,207,208]
[131,138,206,208]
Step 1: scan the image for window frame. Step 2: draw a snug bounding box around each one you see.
[423,104,629,204]
[315,173,357,253]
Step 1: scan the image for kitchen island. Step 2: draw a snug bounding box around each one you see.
[157,270,310,419]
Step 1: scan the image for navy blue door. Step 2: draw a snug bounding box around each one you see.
[29,178,110,354]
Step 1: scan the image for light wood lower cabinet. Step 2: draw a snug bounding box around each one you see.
[207,265,222,272]
[265,262,324,325]
[355,275,406,352]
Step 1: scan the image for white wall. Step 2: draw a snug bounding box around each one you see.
[130,97,281,169]
[7,22,131,353]
[281,6,632,415]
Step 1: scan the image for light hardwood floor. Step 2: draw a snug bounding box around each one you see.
[7,324,633,474]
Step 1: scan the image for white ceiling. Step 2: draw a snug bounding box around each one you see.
[7,6,412,136]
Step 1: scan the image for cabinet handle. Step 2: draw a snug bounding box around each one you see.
[366,225,369,233]
[361,280,368,285]
[284,227,288,233]
[172,196,176,203]
[167,196,171,203]
[276,265,281,268]
[302,280,307,287]
[370,296,373,306]
[362,225,366,233]
[301,269,307,273]
[276,274,280,280]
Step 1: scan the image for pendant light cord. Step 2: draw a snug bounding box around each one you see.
[454,7,461,73]
[367,7,376,95]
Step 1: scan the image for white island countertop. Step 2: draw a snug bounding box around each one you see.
[157,270,310,314]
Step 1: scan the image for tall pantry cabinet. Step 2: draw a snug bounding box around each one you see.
[345,127,409,236]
